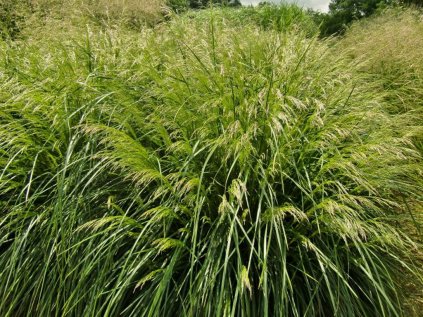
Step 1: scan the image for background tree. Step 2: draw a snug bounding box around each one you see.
[320,0,396,36]
[168,0,241,10]
[403,0,422,5]
[187,0,238,8]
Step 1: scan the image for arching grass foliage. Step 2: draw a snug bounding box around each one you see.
[0,7,422,317]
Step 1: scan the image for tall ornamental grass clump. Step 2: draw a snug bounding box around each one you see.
[0,9,422,317]
[86,0,167,28]
[337,7,423,313]
[338,8,423,151]
[0,0,167,40]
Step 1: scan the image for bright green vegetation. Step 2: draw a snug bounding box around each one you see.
[0,3,422,316]
[319,0,422,36]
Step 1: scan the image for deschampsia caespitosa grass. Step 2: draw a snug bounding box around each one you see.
[0,8,422,317]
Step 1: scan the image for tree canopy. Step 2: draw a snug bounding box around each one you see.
[321,0,391,35]
[321,0,422,36]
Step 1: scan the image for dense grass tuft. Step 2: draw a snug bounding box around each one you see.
[339,8,423,114]
[0,0,167,40]
[337,7,423,313]
[0,5,422,317]
[180,4,318,35]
